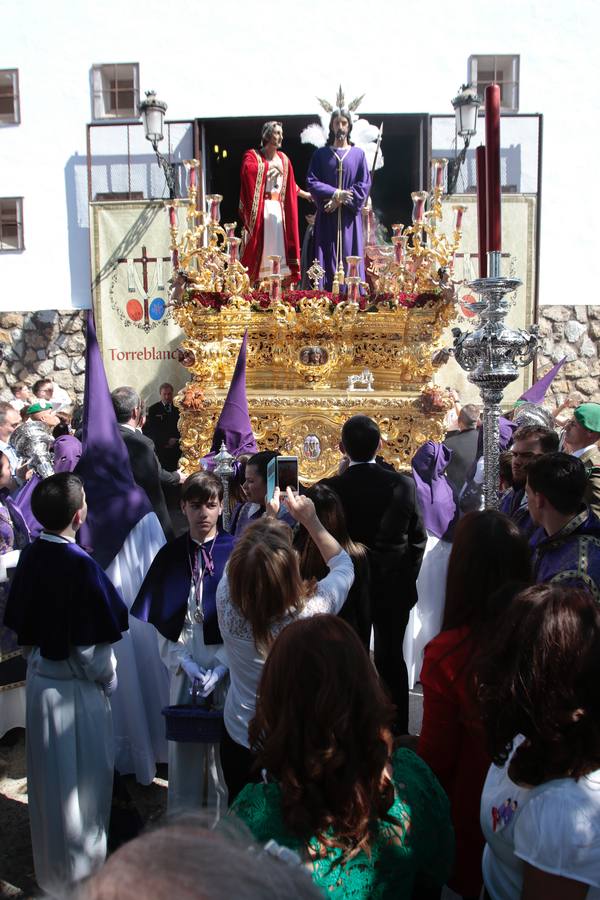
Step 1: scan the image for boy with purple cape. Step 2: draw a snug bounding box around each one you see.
[132,472,234,816]
[4,473,128,894]
[131,333,256,816]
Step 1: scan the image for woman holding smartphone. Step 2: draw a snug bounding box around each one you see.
[217,487,354,803]
[229,450,294,535]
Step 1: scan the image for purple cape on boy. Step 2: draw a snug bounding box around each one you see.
[4,539,128,660]
[306,145,370,290]
[131,530,234,645]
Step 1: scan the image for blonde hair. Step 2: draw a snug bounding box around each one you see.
[227,518,312,651]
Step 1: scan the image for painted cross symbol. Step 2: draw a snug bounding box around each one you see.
[117,245,171,328]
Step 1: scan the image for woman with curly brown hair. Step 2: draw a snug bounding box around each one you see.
[477,584,600,900]
[230,615,454,899]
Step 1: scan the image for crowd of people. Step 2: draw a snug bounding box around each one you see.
[1,362,600,899]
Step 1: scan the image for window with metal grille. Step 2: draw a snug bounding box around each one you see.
[0,69,20,125]
[91,63,139,120]
[468,55,520,112]
[0,198,24,251]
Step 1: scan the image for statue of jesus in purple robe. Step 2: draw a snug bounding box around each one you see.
[306,111,371,290]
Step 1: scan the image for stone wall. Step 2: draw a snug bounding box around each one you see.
[0,310,86,406]
[537,306,600,404]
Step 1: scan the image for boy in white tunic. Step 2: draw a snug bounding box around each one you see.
[132,472,234,817]
[3,473,128,896]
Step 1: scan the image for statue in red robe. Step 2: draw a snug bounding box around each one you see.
[239,121,305,285]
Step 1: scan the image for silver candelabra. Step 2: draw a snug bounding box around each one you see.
[9,420,55,479]
[449,251,539,508]
[213,441,235,532]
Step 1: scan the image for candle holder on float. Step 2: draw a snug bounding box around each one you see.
[167,181,250,298]
[448,250,539,509]
[368,165,465,298]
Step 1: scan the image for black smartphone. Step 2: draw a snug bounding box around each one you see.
[276,456,299,494]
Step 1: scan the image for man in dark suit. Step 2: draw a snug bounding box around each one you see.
[322,415,427,733]
[142,382,181,472]
[444,404,481,494]
[111,386,181,541]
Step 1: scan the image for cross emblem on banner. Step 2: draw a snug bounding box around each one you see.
[117,245,171,329]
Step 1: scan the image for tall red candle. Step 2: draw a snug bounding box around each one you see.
[485,83,502,252]
[476,145,488,278]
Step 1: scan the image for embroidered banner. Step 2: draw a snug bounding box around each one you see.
[89,199,188,403]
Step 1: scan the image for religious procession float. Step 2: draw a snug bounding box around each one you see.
[168,90,470,482]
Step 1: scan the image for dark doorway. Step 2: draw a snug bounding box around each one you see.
[199,113,429,244]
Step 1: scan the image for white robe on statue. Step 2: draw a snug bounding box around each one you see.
[258,164,290,280]
[25,643,115,897]
[105,511,169,785]
[403,531,452,690]
[159,584,228,819]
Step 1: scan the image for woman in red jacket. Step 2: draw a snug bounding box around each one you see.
[417,510,531,900]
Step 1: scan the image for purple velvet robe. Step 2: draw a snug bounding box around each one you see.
[306,145,371,290]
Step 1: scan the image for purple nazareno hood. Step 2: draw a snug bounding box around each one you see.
[74,311,152,569]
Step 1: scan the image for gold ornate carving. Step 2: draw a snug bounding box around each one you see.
[178,391,449,483]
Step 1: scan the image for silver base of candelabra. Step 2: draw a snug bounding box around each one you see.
[449,252,538,509]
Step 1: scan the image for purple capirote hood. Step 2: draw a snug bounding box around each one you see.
[74,311,152,569]
[53,435,82,473]
[208,329,258,459]
[412,440,456,539]
[519,357,566,404]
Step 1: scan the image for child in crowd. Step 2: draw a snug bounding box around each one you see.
[3,473,128,895]
[9,382,32,412]
[132,471,234,817]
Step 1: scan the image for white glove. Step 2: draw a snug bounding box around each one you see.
[103,673,118,697]
[199,664,227,698]
[181,657,206,684]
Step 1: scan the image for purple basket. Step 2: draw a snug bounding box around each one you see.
[161,704,224,743]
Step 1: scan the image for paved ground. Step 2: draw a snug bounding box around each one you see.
[0,688,427,898]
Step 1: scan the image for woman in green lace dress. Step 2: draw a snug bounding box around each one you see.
[230,615,454,899]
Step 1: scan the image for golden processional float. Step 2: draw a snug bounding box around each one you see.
[169,158,467,483]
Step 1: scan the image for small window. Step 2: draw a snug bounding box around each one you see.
[95,192,144,201]
[92,63,139,120]
[0,198,24,251]
[0,69,20,125]
[468,55,520,112]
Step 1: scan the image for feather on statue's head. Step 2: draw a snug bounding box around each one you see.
[301,85,384,171]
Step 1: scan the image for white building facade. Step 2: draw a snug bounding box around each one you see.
[0,0,598,313]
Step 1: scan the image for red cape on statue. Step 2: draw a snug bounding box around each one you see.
[238,148,300,284]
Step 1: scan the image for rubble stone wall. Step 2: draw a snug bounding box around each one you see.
[0,310,86,406]
[537,305,600,404]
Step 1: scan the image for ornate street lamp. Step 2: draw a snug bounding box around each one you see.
[447,84,482,195]
[139,90,177,199]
